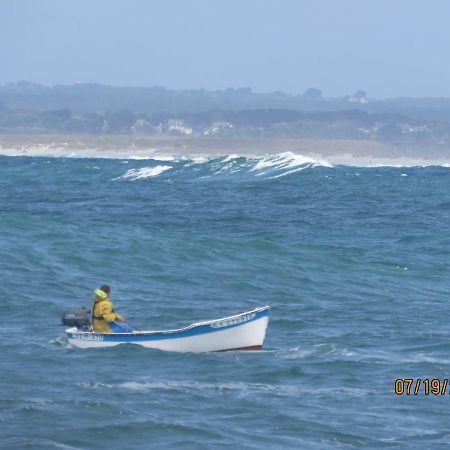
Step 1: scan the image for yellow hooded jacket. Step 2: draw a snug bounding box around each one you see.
[92,295,124,333]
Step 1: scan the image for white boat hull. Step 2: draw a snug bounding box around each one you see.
[66,306,270,352]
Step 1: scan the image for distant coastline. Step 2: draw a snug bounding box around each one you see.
[2,82,450,165]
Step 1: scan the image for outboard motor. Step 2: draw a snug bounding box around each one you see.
[62,307,91,329]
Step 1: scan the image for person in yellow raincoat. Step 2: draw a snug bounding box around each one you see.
[92,285,126,333]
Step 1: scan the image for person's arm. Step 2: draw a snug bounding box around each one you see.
[114,312,125,322]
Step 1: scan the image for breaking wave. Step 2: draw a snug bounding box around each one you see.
[113,165,173,180]
[112,152,332,180]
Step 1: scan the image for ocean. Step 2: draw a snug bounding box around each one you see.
[1,152,450,449]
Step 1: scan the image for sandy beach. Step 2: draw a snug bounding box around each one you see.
[1,134,450,166]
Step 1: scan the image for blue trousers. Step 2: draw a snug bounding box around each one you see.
[109,321,134,333]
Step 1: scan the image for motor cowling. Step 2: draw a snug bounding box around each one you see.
[62,307,91,328]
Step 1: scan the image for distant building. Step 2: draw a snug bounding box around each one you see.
[212,121,233,129]
[203,121,233,136]
[131,118,154,133]
[399,123,430,134]
[168,119,193,135]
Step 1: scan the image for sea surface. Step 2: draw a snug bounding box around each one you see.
[1,152,450,449]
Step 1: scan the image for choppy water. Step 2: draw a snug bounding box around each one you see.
[2,153,450,449]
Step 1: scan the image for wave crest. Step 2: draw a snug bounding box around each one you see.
[114,165,173,180]
[111,152,331,180]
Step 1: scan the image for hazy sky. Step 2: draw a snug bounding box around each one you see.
[1,0,449,98]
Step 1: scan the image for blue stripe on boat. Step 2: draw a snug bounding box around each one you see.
[67,308,269,342]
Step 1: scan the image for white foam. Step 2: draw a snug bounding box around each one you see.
[222,154,241,162]
[184,151,333,178]
[126,155,152,160]
[151,155,176,161]
[325,153,450,168]
[250,151,332,173]
[111,380,371,398]
[189,156,209,164]
[114,165,172,180]
[117,380,298,395]
[4,144,450,170]
[127,154,177,161]
[212,160,244,175]
[269,165,314,179]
